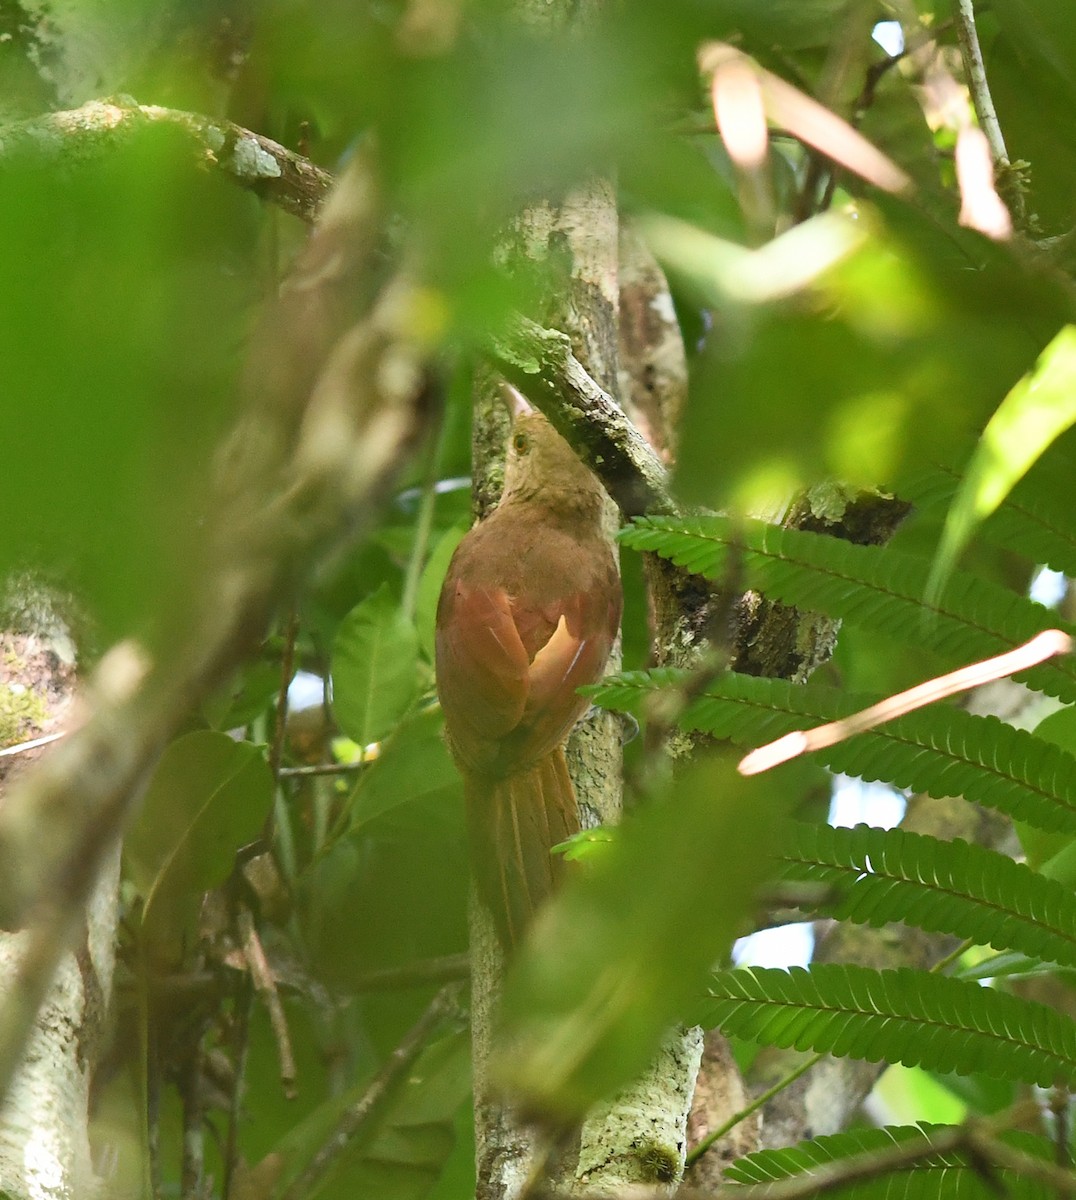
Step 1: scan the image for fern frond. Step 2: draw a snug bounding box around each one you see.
[780,823,1076,967]
[724,1122,1053,1198]
[587,670,1076,834]
[700,964,1076,1088]
[900,462,1076,579]
[619,516,1076,701]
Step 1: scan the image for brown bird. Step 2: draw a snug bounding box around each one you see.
[435,392,621,947]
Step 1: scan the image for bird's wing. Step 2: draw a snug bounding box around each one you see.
[511,588,618,766]
[435,581,530,764]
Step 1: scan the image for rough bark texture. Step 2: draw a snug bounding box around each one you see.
[684,1035,760,1191]
[0,99,332,224]
[617,220,686,464]
[576,1028,704,1192]
[0,585,115,1200]
[469,171,626,1200]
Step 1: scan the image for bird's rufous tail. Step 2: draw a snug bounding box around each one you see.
[464,747,578,948]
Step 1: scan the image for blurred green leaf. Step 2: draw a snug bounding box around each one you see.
[858,70,943,204]
[674,207,1068,511]
[553,826,618,865]
[991,0,1076,98]
[332,583,420,746]
[641,210,867,306]
[986,36,1076,232]
[926,326,1076,606]
[301,706,467,981]
[0,125,254,638]
[495,755,804,1117]
[125,731,273,966]
[706,0,856,54]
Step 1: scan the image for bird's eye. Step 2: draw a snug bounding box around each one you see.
[512,432,530,454]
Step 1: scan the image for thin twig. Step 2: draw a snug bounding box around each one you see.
[277,760,365,779]
[239,908,297,1100]
[953,0,1010,169]
[279,983,464,1200]
[687,1051,822,1167]
[180,1043,206,1200]
[739,629,1071,774]
[221,974,253,1200]
[351,953,470,992]
[0,730,66,758]
[268,608,299,780]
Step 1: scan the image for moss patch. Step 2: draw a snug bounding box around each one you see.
[0,680,48,747]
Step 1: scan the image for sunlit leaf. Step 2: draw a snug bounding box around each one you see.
[926,325,1076,606]
[640,211,867,306]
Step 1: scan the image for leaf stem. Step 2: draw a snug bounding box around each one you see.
[685,1050,823,1166]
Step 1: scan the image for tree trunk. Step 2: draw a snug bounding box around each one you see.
[0,584,116,1200]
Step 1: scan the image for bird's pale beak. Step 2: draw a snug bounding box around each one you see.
[500,382,534,419]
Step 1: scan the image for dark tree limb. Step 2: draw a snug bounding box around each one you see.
[489,316,675,519]
[0,98,333,223]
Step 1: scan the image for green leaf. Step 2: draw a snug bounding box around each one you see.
[267,1029,470,1200]
[590,669,1076,834]
[992,0,1076,98]
[415,524,466,663]
[124,731,274,967]
[201,661,282,731]
[332,583,420,746]
[725,1123,1053,1198]
[926,326,1076,605]
[1020,705,1076,872]
[778,822,1076,968]
[672,205,1067,512]
[495,755,806,1117]
[620,515,1076,701]
[701,964,1076,1088]
[350,705,461,828]
[0,127,250,638]
[897,459,1076,580]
